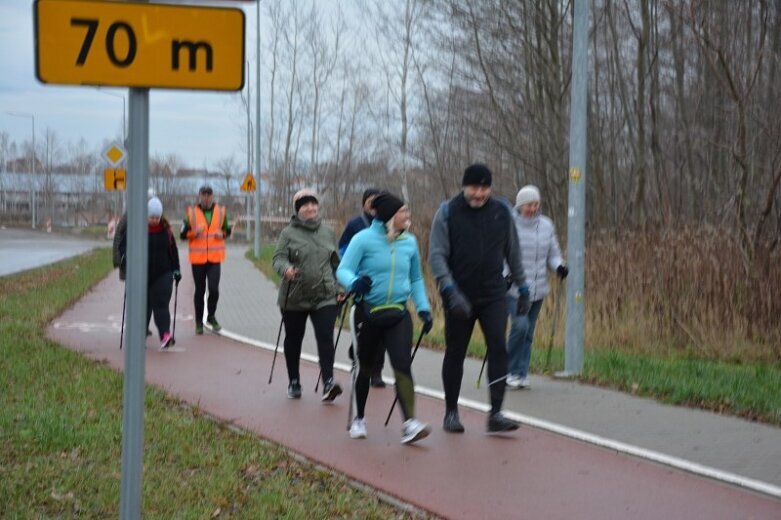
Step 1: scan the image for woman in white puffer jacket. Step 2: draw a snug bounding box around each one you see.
[506,185,568,389]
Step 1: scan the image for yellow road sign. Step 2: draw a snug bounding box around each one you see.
[104,168,126,191]
[35,0,245,91]
[240,173,256,192]
[103,142,126,166]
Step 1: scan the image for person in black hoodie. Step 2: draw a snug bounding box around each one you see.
[337,187,387,387]
[120,197,181,350]
[428,164,529,434]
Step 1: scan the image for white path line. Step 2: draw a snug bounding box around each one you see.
[213,325,781,500]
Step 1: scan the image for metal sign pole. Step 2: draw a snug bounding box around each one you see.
[254,0,262,257]
[561,0,590,377]
[119,86,149,519]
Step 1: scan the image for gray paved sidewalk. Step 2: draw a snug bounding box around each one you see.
[215,245,781,489]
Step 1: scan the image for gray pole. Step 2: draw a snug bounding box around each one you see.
[119,86,149,519]
[254,0,262,258]
[561,0,590,377]
[95,89,128,216]
[31,117,36,230]
[122,93,127,213]
[246,60,252,242]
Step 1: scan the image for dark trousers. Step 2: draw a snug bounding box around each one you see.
[354,306,415,421]
[147,272,173,340]
[282,305,339,383]
[442,297,508,415]
[191,262,220,324]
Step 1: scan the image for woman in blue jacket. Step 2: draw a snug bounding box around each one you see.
[336,192,433,445]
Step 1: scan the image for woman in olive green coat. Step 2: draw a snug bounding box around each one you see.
[273,189,345,402]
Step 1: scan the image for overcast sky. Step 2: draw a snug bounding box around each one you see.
[0,0,264,170]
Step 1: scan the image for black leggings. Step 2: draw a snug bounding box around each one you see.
[282,305,339,383]
[192,262,220,324]
[442,297,508,415]
[354,305,415,421]
[147,272,173,340]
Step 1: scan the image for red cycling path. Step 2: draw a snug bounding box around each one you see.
[46,272,781,520]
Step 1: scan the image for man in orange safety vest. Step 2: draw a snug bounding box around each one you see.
[180,183,232,334]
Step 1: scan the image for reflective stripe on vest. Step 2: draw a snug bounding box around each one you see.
[187,205,226,264]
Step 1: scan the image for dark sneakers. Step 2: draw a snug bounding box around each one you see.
[443,410,465,433]
[195,323,204,335]
[206,315,222,332]
[287,380,302,399]
[487,412,520,433]
[370,371,386,388]
[321,379,343,402]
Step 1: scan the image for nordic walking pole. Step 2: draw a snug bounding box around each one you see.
[347,306,357,430]
[544,280,565,371]
[119,283,127,350]
[475,352,488,388]
[315,299,350,392]
[384,328,426,427]
[268,279,293,384]
[171,277,179,346]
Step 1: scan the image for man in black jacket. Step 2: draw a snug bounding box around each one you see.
[428,164,530,434]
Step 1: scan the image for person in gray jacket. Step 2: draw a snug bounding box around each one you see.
[506,185,567,389]
[429,163,529,434]
[273,189,345,402]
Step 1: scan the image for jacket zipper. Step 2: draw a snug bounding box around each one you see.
[386,241,396,305]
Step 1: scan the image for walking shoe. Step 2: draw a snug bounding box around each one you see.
[321,379,343,402]
[195,323,204,335]
[349,417,367,439]
[287,380,302,399]
[401,418,431,445]
[370,371,386,388]
[487,412,520,433]
[506,374,523,389]
[160,332,173,350]
[206,315,222,332]
[517,377,530,389]
[443,410,465,433]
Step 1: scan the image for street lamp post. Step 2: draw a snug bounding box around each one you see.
[96,88,128,213]
[96,88,127,143]
[6,112,36,229]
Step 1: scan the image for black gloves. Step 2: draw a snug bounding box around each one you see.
[418,311,433,334]
[517,285,531,316]
[441,285,472,320]
[557,265,569,279]
[505,274,513,290]
[173,270,182,284]
[352,275,372,296]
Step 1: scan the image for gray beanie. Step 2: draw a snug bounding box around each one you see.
[148,197,163,217]
[515,185,541,208]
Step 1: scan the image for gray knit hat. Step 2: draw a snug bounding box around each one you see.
[515,185,541,208]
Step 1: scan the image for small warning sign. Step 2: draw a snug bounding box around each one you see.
[240,173,256,192]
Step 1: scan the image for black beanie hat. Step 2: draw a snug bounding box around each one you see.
[362,188,381,204]
[372,192,405,223]
[462,163,493,187]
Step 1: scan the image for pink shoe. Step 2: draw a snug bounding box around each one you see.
[160,332,173,350]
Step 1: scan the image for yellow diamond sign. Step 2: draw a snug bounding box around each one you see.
[103,142,126,166]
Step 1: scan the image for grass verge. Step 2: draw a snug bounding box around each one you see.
[248,246,781,426]
[0,248,424,518]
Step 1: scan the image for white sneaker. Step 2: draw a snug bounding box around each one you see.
[506,374,523,389]
[401,418,430,445]
[517,377,530,389]
[349,417,367,439]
